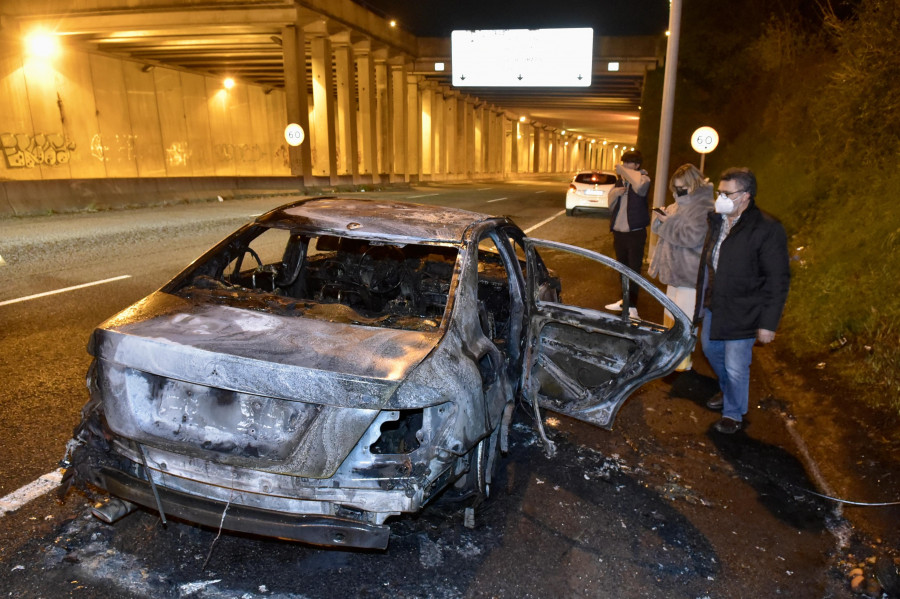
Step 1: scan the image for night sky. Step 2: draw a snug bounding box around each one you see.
[354,0,670,38]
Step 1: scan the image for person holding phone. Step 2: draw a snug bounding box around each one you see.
[648,164,714,371]
[605,150,651,319]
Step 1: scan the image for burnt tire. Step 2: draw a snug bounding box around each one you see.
[472,425,502,501]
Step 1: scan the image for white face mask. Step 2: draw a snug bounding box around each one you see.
[715,194,736,214]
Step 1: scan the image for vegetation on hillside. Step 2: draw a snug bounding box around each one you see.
[639,0,900,413]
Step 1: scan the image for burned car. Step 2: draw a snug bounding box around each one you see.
[62,197,693,549]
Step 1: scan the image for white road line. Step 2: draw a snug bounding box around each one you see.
[0,275,132,307]
[0,254,6,266]
[477,187,493,191]
[0,469,64,517]
[406,193,439,199]
[524,210,566,234]
[535,190,547,194]
[487,197,508,203]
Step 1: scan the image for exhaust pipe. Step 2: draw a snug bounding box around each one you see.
[91,497,137,524]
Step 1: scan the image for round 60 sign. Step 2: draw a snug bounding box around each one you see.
[284,123,305,147]
[691,126,719,154]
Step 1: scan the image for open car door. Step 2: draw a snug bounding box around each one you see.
[521,238,695,429]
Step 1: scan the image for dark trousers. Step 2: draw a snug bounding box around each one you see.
[612,228,647,307]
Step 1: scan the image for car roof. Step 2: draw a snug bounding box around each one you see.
[574,170,615,176]
[257,197,494,244]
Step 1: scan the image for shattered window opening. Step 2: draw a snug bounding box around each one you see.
[168,226,460,332]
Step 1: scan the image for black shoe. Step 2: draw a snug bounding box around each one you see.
[706,392,723,410]
[713,417,743,434]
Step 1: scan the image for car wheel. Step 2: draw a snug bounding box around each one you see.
[472,425,501,501]
[565,208,574,217]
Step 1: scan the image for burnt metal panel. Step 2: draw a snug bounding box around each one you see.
[101,469,391,550]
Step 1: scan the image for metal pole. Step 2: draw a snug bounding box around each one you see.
[648,0,683,261]
[699,152,706,175]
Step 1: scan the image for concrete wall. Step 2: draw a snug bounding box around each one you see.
[0,35,558,217]
[0,39,292,186]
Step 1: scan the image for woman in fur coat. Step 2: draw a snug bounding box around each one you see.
[648,163,714,371]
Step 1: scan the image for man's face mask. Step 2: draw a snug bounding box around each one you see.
[674,187,689,197]
[715,194,736,214]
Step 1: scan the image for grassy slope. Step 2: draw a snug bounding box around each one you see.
[639,0,900,413]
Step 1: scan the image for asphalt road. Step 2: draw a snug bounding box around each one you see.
[0,180,894,598]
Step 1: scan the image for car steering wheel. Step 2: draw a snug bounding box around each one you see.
[358,246,403,294]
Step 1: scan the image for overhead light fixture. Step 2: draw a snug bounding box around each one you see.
[602,140,608,145]
[24,30,59,59]
[434,62,445,72]
[560,129,566,135]
[389,20,397,28]
[607,62,620,72]
[224,77,235,90]
[519,116,527,122]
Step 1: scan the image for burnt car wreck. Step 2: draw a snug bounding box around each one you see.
[61,197,693,549]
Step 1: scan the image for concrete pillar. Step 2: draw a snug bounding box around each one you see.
[455,97,467,176]
[465,99,476,177]
[374,52,391,176]
[474,104,484,174]
[432,88,443,175]
[497,112,510,178]
[281,24,311,180]
[510,120,519,174]
[421,84,434,176]
[355,42,377,180]
[532,127,542,174]
[390,61,408,176]
[443,91,457,175]
[310,35,337,179]
[406,72,421,182]
[548,131,556,173]
[333,40,359,179]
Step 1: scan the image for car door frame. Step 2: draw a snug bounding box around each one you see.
[520,237,695,429]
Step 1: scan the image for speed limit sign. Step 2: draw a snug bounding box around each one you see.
[691,126,719,153]
[284,123,305,147]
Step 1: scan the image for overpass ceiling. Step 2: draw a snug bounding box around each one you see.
[5,1,661,143]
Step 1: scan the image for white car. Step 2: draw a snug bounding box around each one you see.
[565,170,618,216]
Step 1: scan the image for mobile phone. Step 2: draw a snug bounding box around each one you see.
[653,207,666,215]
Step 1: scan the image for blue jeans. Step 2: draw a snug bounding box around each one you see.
[700,309,756,421]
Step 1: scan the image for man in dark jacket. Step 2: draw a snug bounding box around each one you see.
[605,150,651,319]
[695,168,790,434]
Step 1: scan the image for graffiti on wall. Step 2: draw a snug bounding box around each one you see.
[1,132,76,168]
[90,133,136,163]
[274,144,290,168]
[214,143,267,164]
[166,142,192,167]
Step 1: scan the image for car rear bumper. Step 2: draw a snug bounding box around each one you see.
[99,467,392,549]
[566,192,609,210]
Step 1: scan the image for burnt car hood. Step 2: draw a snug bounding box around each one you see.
[90,292,442,408]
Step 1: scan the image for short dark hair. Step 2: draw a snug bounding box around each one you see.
[720,167,757,199]
[621,150,643,166]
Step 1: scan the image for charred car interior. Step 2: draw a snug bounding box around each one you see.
[61,197,694,550]
[175,227,460,332]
